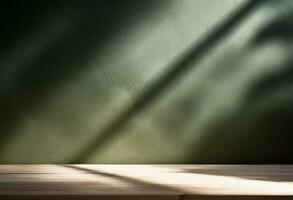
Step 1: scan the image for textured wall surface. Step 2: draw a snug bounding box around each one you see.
[1,0,293,163]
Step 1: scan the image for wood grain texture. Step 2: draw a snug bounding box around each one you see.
[0,165,292,199]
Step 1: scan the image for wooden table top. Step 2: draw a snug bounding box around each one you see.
[0,165,292,199]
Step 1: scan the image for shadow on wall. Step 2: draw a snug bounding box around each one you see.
[186,3,293,163]
[0,0,168,160]
[2,0,293,163]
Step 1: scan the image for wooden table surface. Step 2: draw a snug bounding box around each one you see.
[0,165,292,199]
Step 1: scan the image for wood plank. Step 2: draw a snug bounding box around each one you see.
[0,165,292,199]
